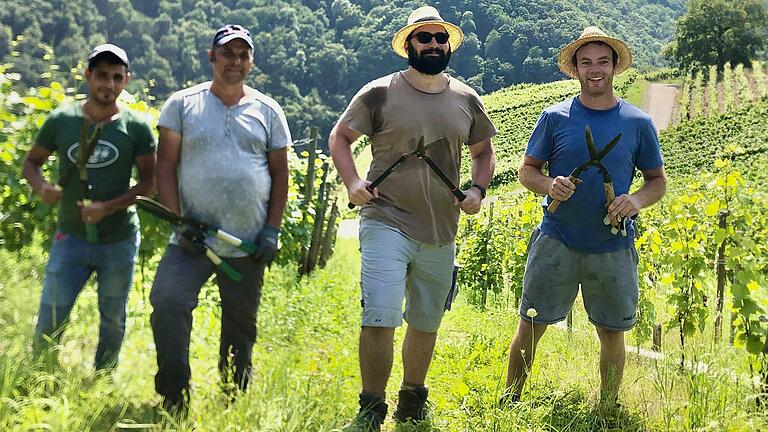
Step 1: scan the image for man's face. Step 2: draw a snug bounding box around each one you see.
[575,43,615,96]
[406,23,452,75]
[84,61,130,106]
[210,39,253,85]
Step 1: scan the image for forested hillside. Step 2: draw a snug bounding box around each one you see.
[0,0,684,136]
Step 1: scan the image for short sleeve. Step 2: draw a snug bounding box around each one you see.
[467,94,497,145]
[157,92,183,134]
[268,103,291,151]
[635,119,664,170]
[525,111,554,161]
[34,112,60,152]
[131,114,158,156]
[338,85,375,136]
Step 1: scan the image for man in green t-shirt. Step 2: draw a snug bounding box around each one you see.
[21,44,156,370]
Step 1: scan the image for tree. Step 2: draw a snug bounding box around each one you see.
[664,0,768,72]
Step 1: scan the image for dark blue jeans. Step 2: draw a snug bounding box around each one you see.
[34,231,139,370]
[150,244,264,397]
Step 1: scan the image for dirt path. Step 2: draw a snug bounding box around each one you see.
[645,83,679,131]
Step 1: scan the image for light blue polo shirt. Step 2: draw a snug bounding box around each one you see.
[526,96,663,253]
[157,82,291,257]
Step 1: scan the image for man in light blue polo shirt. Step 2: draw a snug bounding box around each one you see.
[502,27,666,407]
[150,24,291,414]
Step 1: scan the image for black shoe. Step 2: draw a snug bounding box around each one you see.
[498,391,520,408]
[161,390,189,417]
[394,386,430,423]
[344,393,388,432]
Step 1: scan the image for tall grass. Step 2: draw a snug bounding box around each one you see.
[1,239,767,430]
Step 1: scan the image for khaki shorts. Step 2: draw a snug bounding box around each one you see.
[519,228,639,331]
[359,218,456,332]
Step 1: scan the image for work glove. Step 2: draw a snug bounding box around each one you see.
[252,224,280,266]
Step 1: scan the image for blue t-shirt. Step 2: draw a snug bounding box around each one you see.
[525,96,663,253]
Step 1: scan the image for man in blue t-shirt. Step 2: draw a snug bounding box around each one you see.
[502,27,667,406]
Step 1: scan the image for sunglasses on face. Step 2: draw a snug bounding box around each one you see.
[411,31,450,44]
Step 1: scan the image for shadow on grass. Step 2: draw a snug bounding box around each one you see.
[536,390,649,432]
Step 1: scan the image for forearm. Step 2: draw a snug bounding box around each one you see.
[265,170,288,228]
[630,175,667,209]
[156,162,180,215]
[329,130,361,188]
[96,179,152,213]
[22,160,48,194]
[519,164,553,195]
[470,148,495,188]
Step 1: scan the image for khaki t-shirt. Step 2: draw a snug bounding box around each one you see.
[340,72,497,245]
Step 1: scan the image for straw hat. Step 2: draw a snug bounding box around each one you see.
[557,26,632,79]
[391,6,464,58]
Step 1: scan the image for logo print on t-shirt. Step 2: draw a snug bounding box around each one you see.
[66,140,120,168]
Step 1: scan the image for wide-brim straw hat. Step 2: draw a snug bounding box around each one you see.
[391,6,464,58]
[557,26,632,79]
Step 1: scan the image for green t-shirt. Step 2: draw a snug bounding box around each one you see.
[35,103,156,243]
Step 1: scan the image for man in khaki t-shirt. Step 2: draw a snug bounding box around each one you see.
[329,6,496,430]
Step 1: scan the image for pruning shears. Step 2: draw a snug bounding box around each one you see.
[136,196,260,281]
[348,136,466,209]
[547,126,626,236]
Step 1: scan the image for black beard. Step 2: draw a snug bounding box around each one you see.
[407,46,451,75]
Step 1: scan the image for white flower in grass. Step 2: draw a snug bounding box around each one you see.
[526,308,538,318]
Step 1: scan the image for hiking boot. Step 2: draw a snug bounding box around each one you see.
[344,393,388,432]
[394,386,430,423]
[161,390,190,417]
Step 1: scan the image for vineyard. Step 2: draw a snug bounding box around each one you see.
[454,63,768,422]
[2,45,768,430]
[677,61,768,122]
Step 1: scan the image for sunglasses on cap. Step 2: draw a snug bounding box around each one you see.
[411,31,450,44]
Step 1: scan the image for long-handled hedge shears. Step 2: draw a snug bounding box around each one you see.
[348,136,466,208]
[547,126,626,236]
[135,196,260,281]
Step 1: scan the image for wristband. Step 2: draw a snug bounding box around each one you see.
[471,184,487,199]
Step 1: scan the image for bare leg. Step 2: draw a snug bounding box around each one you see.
[595,326,625,402]
[359,326,395,398]
[402,325,438,386]
[504,319,549,396]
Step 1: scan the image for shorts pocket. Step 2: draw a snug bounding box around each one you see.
[444,264,460,311]
[526,227,542,253]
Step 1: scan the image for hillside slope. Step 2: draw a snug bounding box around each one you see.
[0,0,684,136]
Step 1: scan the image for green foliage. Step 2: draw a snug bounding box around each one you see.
[277,146,339,267]
[661,98,768,176]
[3,239,768,430]
[665,0,768,72]
[0,65,337,271]
[454,67,768,375]
[456,193,539,307]
[0,0,685,140]
[0,65,64,250]
[656,192,710,345]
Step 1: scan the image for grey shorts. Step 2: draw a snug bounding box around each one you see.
[359,218,457,333]
[519,228,639,331]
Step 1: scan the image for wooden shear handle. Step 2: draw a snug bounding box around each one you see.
[603,182,622,231]
[547,175,578,214]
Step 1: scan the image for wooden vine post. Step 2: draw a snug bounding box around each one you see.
[714,210,729,343]
[481,200,495,308]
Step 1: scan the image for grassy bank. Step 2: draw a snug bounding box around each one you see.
[1,238,766,431]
